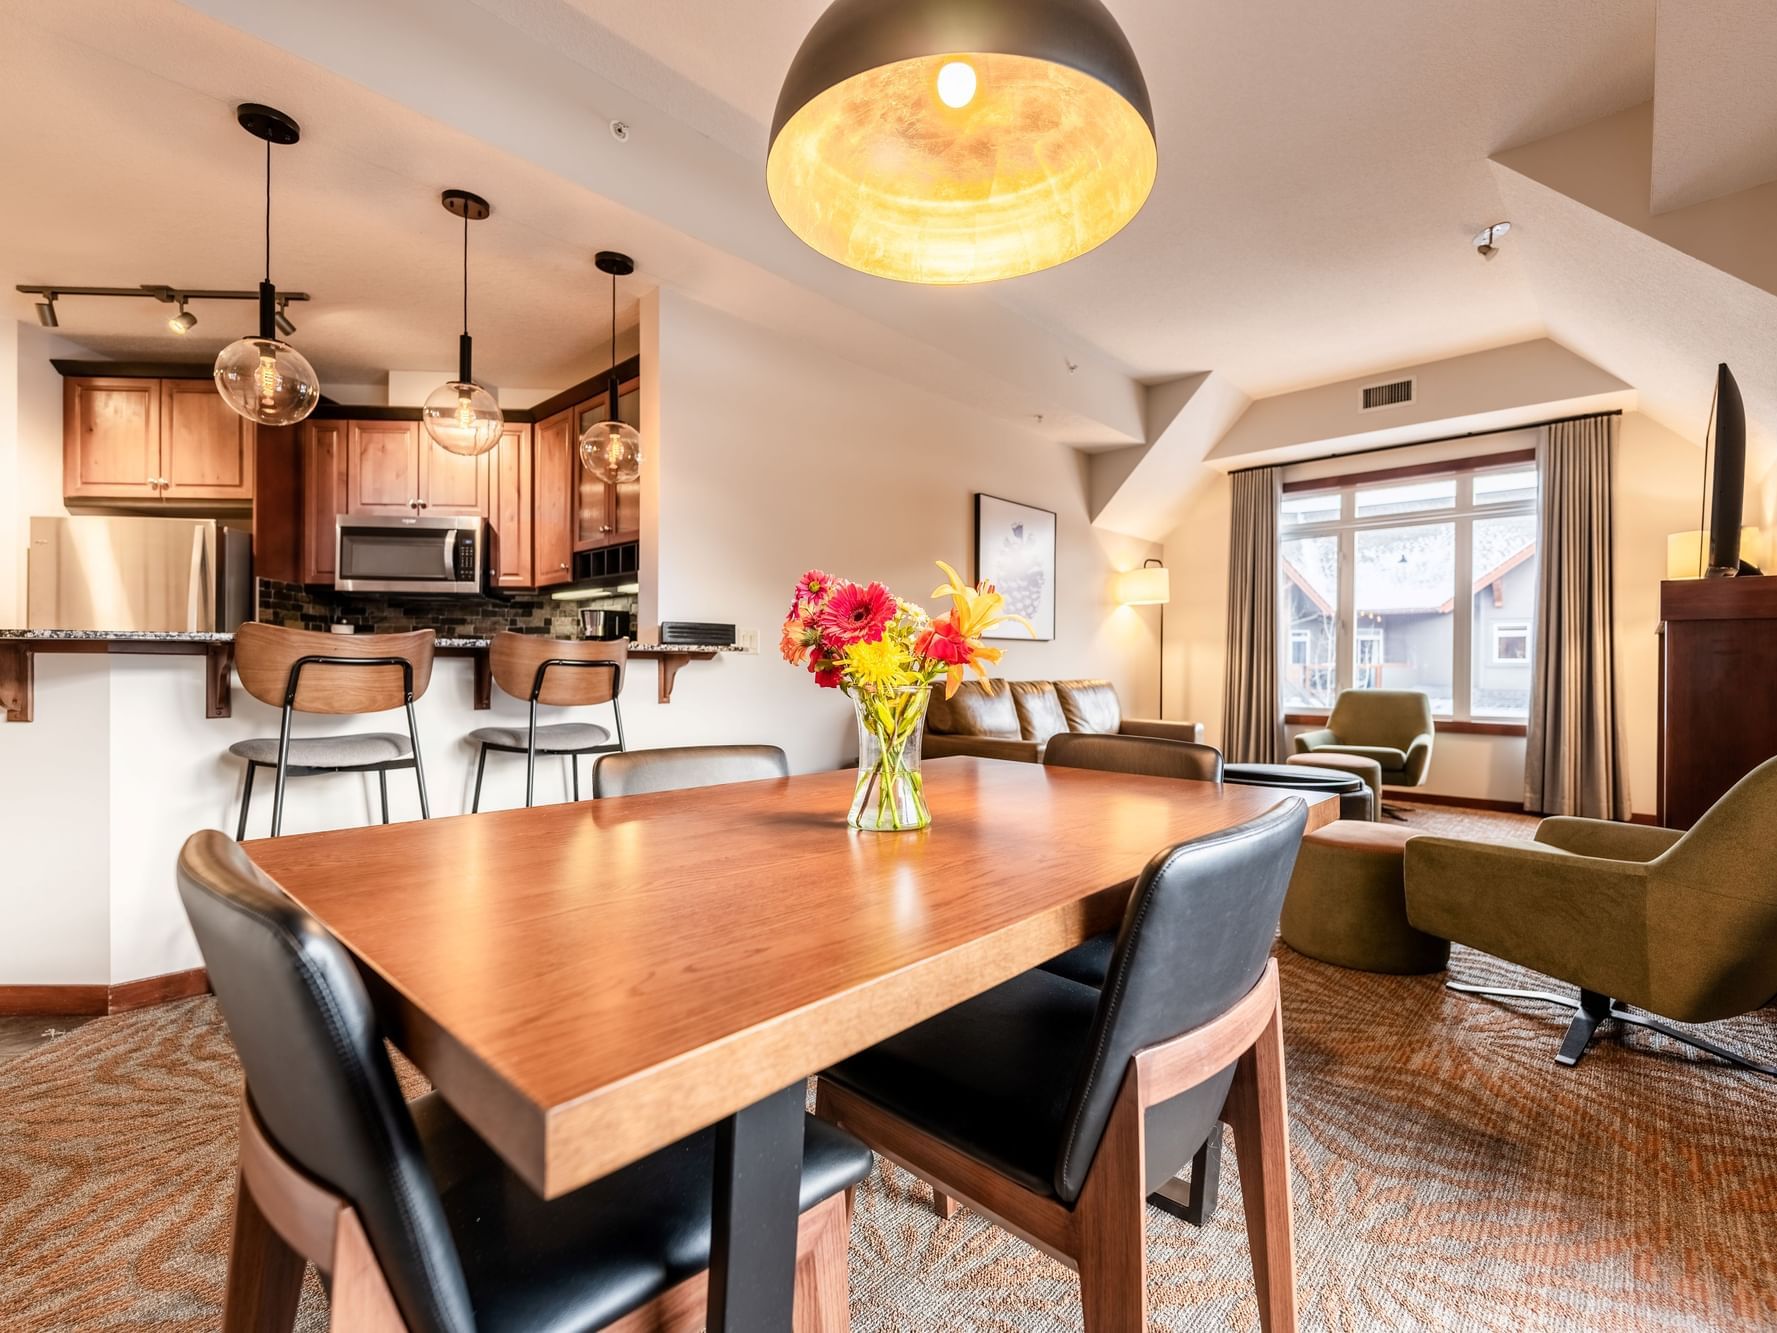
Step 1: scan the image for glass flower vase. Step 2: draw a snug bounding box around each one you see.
[848,684,932,831]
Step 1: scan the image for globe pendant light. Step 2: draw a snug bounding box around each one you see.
[423,190,503,457]
[767,0,1156,285]
[214,104,320,426]
[578,251,642,485]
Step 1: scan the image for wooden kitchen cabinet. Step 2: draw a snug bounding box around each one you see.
[533,407,575,587]
[490,422,533,588]
[64,376,254,502]
[421,435,491,516]
[573,378,640,550]
[344,420,490,517]
[300,420,346,584]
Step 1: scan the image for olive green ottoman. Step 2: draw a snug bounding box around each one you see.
[1281,822,1450,974]
[1286,751,1382,819]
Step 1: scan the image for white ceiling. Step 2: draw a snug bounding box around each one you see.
[1651,0,1777,213]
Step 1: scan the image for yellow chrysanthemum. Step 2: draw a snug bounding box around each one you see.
[844,637,917,694]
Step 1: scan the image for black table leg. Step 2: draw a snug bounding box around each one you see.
[707,1082,805,1332]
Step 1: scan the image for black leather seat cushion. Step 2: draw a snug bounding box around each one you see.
[824,968,1100,1198]
[411,1094,872,1333]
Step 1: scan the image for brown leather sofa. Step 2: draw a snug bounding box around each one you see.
[923,679,1203,763]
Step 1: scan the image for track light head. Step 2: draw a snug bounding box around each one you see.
[35,296,58,328]
[168,300,197,334]
[273,299,296,338]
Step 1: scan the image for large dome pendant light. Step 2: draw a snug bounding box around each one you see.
[767,0,1156,285]
[577,251,642,485]
[214,104,320,426]
[423,190,503,457]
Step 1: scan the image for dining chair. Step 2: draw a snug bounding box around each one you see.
[231,623,435,839]
[468,633,627,811]
[816,800,1309,1333]
[592,744,789,798]
[176,829,871,1333]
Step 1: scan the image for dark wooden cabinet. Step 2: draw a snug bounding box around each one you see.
[573,379,640,550]
[64,376,254,502]
[490,422,533,589]
[1658,576,1777,827]
[345,421,422,516]
[300,420,346,584]
[423,434,491,516]
[533,408,575,587]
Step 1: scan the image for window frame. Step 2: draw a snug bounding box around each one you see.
[1279,455,1538,729]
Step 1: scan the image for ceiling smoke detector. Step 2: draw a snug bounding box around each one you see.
[1473,221,1512,259]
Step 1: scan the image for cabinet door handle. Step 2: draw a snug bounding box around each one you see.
[599,524,613,533]
[559,562,568,570]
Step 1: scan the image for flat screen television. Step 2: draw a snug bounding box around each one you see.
[1704,362,1760,577]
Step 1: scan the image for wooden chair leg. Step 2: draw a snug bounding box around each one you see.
[1222,1002,1297,1333]
[931,1187,961,1220]
[792,1192,851,1333]
[1074,1073,1148,1333]
[221,1172,305,1333]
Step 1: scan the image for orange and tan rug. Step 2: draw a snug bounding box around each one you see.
[3,839,1774,1329]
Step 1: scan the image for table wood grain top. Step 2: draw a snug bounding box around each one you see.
[245,757,1334,1197]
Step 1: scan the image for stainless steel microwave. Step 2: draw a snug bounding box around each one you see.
[336,514,484,594]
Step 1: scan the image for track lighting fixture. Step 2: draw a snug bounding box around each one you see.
[578,251,642,484]
[213,103,320,427]
[35,295,57,328]
[274,298,295,338]
[168,299,197,334]
[423,189,503,457]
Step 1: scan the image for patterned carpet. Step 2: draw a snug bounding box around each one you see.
[3,808,1775,1330]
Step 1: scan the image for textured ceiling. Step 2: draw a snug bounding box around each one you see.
[1651,0,1777,213]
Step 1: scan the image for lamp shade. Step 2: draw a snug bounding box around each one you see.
[1667,528,1764,579]
[767,0,1155,284]
[1115,564,1170,606]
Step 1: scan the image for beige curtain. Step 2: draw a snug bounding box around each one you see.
[1222,466,1284,763]
[1524,416,1631,818]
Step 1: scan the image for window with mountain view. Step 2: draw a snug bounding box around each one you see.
[1278,460,1538,722]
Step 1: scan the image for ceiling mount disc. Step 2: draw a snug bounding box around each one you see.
[594,250,636,277]
[442,189,491,221]
[236,103,300,145]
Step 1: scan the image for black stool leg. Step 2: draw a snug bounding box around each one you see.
[378,770,390,824]
[405,701,430,820]
[572,754,580,802]
[235,764,257,841]
[524,700,539,809]
[270,706,295,838]
[472,744,489,814]
[1557,989,1613,1067]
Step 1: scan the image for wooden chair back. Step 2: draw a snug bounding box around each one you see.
[488,632,626,707]
[235,624,436,715]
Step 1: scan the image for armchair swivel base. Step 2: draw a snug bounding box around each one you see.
[1446,981,1777,1076]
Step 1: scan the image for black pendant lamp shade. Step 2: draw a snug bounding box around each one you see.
[577,251,642,484]
[423,189,503,457]
[213,104,320,426]
[767,0,1155,284]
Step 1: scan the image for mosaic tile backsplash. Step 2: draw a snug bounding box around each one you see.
[256,579,636,639]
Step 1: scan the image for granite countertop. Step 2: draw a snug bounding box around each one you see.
[0,629,740,653]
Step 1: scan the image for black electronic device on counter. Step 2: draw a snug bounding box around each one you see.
[659,621,735,646]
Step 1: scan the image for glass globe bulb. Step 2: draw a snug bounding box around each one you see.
[578,418,642,484]
[213,336,319,426]
[422,380,504,457]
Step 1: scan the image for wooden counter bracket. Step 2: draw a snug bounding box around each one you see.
[206,643,233,719]
[0,643,32,723]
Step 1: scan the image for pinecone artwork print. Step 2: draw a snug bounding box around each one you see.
[974,494,1056,639]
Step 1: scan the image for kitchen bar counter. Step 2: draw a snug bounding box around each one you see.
[0,630,736,722]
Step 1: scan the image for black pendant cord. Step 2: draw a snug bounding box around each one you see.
[459,209,473,385]
[607,269,620,420]
[257,138,276,342]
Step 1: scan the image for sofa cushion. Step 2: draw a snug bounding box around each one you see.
[926,679,1019,739]
[1010,681,1069,744]
[1054,680,1122,734]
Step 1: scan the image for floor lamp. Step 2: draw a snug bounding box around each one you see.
[1116,558,1172,716]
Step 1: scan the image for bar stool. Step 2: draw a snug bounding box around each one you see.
[469,632,627,811]
[230,624,435,839]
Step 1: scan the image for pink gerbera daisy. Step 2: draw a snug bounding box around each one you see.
[816,580,895,646]
[792,569,836,615]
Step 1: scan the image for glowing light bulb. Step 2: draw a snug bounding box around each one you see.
[257,352,280,410]
[936,60,976,109]
[455,390,477,431]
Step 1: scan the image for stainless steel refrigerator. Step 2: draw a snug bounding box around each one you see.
[27,516,254,633]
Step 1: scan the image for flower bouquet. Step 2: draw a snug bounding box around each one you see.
[782,562,1033,831]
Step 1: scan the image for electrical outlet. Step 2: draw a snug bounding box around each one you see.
[737,629,760,655]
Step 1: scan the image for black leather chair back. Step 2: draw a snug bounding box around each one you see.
[176,831,474,1333]
[1042,732,1223,782]
[1052,799,1307,1203]
[592,744,789,797]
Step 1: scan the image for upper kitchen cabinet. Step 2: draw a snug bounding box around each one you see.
[299,419,346,584]
[532,407,575,587]
[489,421,533,589]
[63,376,253,503]
[422,433,492,516]
[344,420,490,517]
[573,377,640,550]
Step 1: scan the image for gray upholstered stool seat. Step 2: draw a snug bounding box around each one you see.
[229,732,414,768]
[467,722,611,753]
[1286,751,1382,809]
[1281,822,1449,974]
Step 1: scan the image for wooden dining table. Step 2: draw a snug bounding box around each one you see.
[245,755,1335,1331]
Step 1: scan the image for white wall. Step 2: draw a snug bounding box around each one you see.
[639,288,1161,772]
[1162,411,1715,816]
[1,321,89,625]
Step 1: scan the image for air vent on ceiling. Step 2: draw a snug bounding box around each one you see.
[1361,377,1415,411]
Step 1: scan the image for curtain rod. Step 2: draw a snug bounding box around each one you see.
[1226,409,1621,477]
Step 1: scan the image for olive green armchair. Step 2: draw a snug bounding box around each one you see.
[1403,756,1777,1075]
[1293,689,1434,789]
